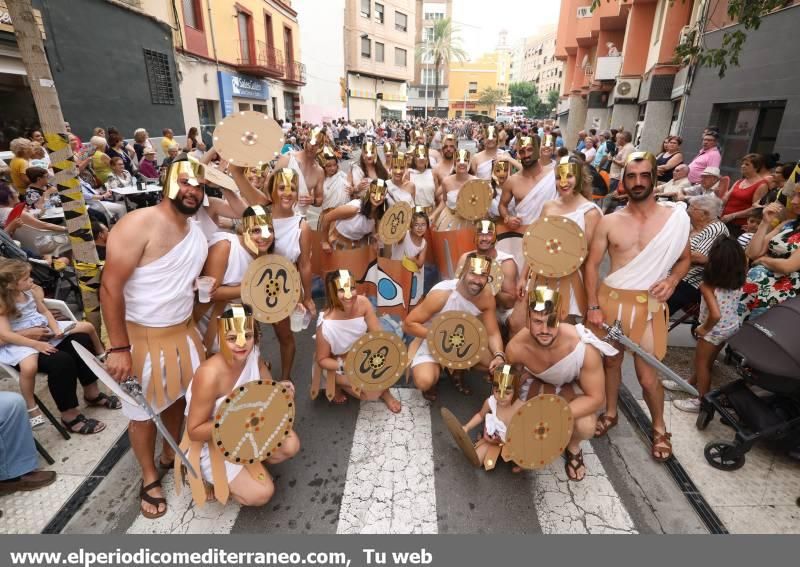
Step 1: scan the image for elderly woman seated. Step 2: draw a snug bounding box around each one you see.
[739,195,800,320]
[667,194,729,315]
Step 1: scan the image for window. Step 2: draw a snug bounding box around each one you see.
[375,3,384,23]
[197,99,216,148]
[360,0,370,18]
[239,103,251,111]
[375,42,384,63]
[712,101,786,178]
[395,11,407,32]
[253,104,267,114]
[361,36,371,58]
[143,49,175,105]
[237,10,252,64]
[395,47,407,67]
[422,68,443,85]
[422,26,434,42]
[468,81,478,94]
[182,0,201,29]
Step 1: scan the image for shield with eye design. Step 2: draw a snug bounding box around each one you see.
[212,111,285,168]
[427,311,488,370]
[212,380,296,465]
[344,331,408,395]
[455,179,493,221]
[522,215,587,278]
[501,394,573,470]
[378,202,412,245]
[241,254,302,324]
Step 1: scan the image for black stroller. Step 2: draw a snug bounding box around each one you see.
[697,297,800,470]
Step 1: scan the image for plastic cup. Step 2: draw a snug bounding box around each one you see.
[196,276,215,303]
[290,304,307,333]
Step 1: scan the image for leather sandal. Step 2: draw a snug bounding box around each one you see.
[651,429,673,462]
[84,392,122,410]
[593,413,618,438]
[61,413,105,435]
[140,479,167,519]
[564,448,586,481]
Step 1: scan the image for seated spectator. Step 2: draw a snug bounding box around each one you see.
[667,194,729,315]
[8,138,32,193]
[0,392,57,494]
[24,167,60,211]
[721,153,769,237]
[28,143,51,173]
[761,162,796,207]
[740,195,800,320]
[159,144,180,183]
[91,136,112,185]
[656,164,691,199]
[737,208,762,249]
[132,128,153,162]
[137,148,159,180]
[160,128,176,154]
[0,182,69,238]
[656,135,684,183]
[80,175,126,224]
[684,166,721,198]
[104,157,134,190]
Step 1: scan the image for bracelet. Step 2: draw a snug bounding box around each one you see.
[587,305,601,311]
[493,351,506,361]
[106,345,131,353]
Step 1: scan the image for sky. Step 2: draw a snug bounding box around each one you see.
[451,0,561,59]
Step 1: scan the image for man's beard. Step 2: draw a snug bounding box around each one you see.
[531,329,557,347]
[443,149,455,159]
[626,183,654,202]
[522,156,537,169]
[171,196,202,215]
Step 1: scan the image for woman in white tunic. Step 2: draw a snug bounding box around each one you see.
[349,142,389,200]
[320,180,388,251]
[181,304,300,507]
[315,270,401,412]
[385,151,415,206]
[408,144,435,214]
[319,146,352,214]
[431,149,476,231]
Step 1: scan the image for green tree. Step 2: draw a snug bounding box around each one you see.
[477,87,507,117]
[416,17,468,114]
[508,82,546,117]
[590,0,789,77]
[547,90,560,115]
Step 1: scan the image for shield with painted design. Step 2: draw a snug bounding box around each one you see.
[344,331,408,395]
[426,311,488,370]
[522,215,587,278]
[213,380,295,465]
[378,202,412,245]
[212,111,285,168]
[501,394,573,470]
[241,254,302,324]
[441,407,481,468]
[455,179,493,221]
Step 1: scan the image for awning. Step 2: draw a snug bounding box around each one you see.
[0,54,26,76]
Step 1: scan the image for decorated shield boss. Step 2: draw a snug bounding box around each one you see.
[522,215,587,278]
[212,111,285,168]
[456,180,493,221]
[427,311,488,370]
[345,331,408,394]
[501,394,573,470]
[213,380,295,465]
[378,202,413,245]
[241,254,302,324]
[441,407,481,468]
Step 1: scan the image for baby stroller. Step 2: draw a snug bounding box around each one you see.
[697,297,800,470]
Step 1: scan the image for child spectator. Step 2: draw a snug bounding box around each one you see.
[737,208,763,249]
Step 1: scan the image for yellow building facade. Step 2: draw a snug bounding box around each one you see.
[447,53,499,119]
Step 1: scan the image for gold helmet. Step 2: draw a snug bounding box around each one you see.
[326,269,355,310]
[463,253,492,278]
[307,126,325,147]
[543,134,554,148]
[163,153,203,201]
[474,219,497,246]
[455,148,471,165]
[413,129,426,143]
[362,141,376,158]
[516,135,540,161]
[393,151,408,174]
[482,125,497,141]
[412,143,429,162]
[556,156,584,194]
[271,167,297,200]
[383,141,397,155]
[316,145,336,167]
[492,364,520,398]
[625,150,658,180]
[241,205,273,255]
[217,304,255,363]
[367,178,387,201]
[527,286,561,328]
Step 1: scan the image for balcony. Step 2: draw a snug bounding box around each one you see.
[236,40,285,79]
[594,56,623,81]
[284,60,306,86]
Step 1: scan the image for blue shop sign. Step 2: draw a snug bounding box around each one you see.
[218,71,269,117]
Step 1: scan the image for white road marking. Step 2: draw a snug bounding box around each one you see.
[336,388,438,534]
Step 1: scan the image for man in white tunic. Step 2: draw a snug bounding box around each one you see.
[101,155,208,519]
[585,152,691,462]
[499,135,557,229]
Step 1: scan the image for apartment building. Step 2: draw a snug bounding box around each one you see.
[345,0,415,121]
[448,52,499,119]
[512,26,562,99]
[407,0,452,118]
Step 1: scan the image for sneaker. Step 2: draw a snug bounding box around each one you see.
[673,398,701,413]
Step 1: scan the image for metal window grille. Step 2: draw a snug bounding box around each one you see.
[143,49,175,105]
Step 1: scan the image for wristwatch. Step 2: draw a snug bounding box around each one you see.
[337,357,344,373]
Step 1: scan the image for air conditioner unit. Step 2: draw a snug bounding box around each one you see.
[613,78,641,102]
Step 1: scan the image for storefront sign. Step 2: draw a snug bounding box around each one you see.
[217,71,269,117]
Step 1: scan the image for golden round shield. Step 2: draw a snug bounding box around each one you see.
[212,111,285,168]
[522,215,587,278]
[501,394,573,470]
[241,254,302,324]
[344,331,408,394]
[427,311,488,370]
[212,380,295,465]
[441,407,481,467]
[378,202,412,245]
[456,179,493,221]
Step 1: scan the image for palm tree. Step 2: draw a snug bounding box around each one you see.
[478,87,506,118]
[416,17,467,116]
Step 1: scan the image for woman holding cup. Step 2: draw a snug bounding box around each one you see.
[348,142,389,200]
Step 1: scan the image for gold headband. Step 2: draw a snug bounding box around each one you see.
[383,142,396,154]
[465,255,492,277]
[626,151,657,171]
[528,286,561,328]
[492,364,519,396]
[326,269,355,310]
[413,144,429,160]
[492,160,508,175]
[393,152,408,170]
[316,145,336,167]
[273,168,296,196]
[544,134,554,148]
[163,155,202,200]
[308,127,324,146]
[217,304,255,363]
[444,134,456,143]
[241,205,273,255]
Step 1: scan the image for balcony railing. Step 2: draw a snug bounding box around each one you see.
[236,40,285,78]
[594,56,623,81]
[285,60,306,85]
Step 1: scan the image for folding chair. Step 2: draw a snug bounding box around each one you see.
[669,302,701,332]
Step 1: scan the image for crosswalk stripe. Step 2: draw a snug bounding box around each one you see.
[336,388,438,534]
[531,442,638,534]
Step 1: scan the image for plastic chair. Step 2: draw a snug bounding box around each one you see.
[669,302,701,332]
